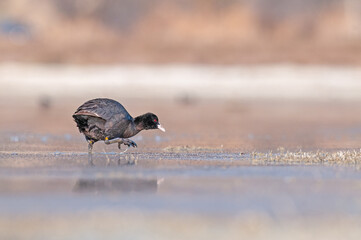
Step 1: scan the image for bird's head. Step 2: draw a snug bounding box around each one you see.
[135,113,165,132]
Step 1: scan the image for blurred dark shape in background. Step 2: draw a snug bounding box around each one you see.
[38,95,52,110]
[175,92,198,106]
[0,0,360,64]
[0,19,31,39]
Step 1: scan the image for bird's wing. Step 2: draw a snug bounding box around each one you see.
[72,110,103,119]
[104,113,133,138]
[73,98,132,121]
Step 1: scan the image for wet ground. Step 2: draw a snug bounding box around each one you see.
[1,97,361,239]
[1,64,361,239]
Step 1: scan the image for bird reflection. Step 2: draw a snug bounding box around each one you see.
[73,177,161,194]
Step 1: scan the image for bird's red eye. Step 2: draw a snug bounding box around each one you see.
[153,119,157,122]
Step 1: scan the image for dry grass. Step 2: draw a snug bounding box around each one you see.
[163,145,222,153]
[250,148,361,167]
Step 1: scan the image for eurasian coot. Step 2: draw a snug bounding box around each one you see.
[73,98,165,165]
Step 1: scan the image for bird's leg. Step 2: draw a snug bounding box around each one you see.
[88,140,94,166]
[104,137,137,165]
[118,140,131,165]
[115,142,130,165]
[104,137,123,145]
[104,137,137,148]
[121,139,137,165]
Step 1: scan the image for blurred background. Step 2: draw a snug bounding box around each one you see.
[0,0,361,64]
[2,1,361,240]
[1,0,361,151]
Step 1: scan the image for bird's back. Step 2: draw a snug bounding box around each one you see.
[73,98,134,141]
[74,98,131,120]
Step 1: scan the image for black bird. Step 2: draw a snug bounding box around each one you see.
[73,98,165,165]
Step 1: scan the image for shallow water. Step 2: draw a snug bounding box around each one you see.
[1,159,361,239]
[1,162,361,214]
[2,95,361,239]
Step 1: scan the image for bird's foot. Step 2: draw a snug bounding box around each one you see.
[104,137,136,148]
[123,138,137,148]
[122,139,137,148]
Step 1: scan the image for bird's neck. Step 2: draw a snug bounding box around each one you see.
[122,120,141,138]
[134,115,145,131]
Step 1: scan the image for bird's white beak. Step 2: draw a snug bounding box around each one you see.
[157,124,166,132]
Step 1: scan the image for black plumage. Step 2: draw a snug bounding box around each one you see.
[73,98,165,165]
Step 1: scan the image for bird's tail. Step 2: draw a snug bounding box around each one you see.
[72,114,88,133]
